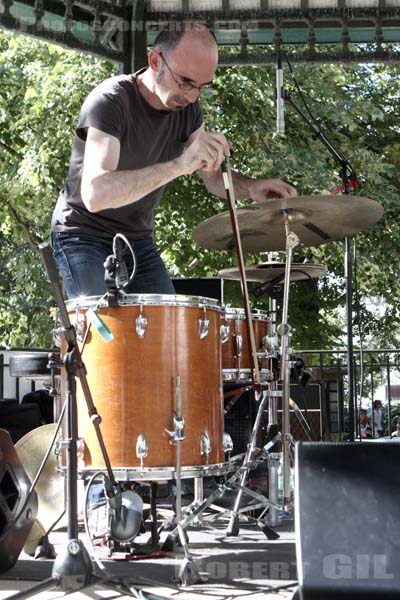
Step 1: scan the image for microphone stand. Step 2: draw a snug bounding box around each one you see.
[282,87,360,441]
[6,243,130,600]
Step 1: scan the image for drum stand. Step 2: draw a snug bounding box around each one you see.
[5,243,141,600]
[278,212,298,510]
[165,376,208,586]
[225,211,299,534]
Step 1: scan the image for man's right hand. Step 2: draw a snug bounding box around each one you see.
[177,131,230,175]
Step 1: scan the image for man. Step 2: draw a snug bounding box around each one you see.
[367,400,383,438]
[358,408,372,439]
[51,24,296,298]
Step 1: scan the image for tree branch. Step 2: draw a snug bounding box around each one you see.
[0,195,43,250]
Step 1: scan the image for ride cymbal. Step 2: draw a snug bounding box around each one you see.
[219,262,327,283]
[193,195,384,253]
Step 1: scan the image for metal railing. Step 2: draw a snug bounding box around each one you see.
[293,348,400,440]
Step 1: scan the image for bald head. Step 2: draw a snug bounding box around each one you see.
[153,22,218,59]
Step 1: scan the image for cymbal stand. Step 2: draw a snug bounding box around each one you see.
[279,211,299,509]
[266,293,281,526]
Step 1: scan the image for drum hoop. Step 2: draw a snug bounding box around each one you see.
[223,307,271,321]
[66,293,222,312]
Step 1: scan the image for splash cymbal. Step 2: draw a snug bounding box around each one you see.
[219,262,327,283]
[193,195,384,253]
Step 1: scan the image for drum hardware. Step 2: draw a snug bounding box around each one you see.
[135,435,148,468]
[226,384,277,537]
[104,233,135,308]
[222,433,234,458]
[233,333,243,361]
[161,445,279,549]
[73,311,86,342]
[135,306,147,338]
[170,375,206,586]
[220,322,230,343]
[199,433,211,464]
[197,307,210,339]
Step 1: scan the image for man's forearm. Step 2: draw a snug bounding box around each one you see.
[82,158,183,213]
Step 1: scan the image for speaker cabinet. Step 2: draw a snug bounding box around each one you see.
[0,428,38,572]
[295,442,400,599]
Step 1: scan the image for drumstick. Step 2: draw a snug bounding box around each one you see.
[220,157,261,391]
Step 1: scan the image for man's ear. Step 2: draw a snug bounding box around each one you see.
[148,49,161,72]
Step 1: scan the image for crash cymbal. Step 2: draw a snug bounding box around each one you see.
[193,195,384,253]
[15,424,65,535]
[219,262,327,283]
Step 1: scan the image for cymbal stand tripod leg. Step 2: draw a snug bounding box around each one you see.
[279,211,299,510]
[226,385,279,539]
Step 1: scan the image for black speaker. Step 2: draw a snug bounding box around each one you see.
[0,428,38,572]
[172,277,224,301]
[171,277,242,305]
[295,442,400,599]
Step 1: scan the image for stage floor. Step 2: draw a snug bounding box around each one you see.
[0,506,297,600]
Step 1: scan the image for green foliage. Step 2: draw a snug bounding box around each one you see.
[0,31,117,347]
[158,59,400,349]
[1,31,400,351]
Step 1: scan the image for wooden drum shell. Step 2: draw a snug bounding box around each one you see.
[63,295,224,472]
[221,308,271,374]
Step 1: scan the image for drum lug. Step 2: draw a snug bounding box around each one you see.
[136,434,148,468]
[234,334,243,358]
[135,307,148,338]
[265,334,279,358]
[74,309,86,342]
[222,432,233,459]
[165,414,185,445]
[200,433,211,464]
[198,307,209,339]
[220,323,230,344]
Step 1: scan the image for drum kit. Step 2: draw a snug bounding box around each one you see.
[14,192,383,586]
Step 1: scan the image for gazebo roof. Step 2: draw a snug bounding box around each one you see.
[1,0,400,70]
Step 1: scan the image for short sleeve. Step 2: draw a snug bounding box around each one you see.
[76,92,124,141]
[193,100,203,133]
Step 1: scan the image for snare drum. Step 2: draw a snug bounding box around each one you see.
[221,307,271,382]
[63,294,228,480]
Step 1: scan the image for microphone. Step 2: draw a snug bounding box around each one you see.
[253,281,283,299]
[108,489,143,544]
[114,237,129,289]
[276,51,285,136]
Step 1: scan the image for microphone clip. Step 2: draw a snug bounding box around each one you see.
[104,254,120,307]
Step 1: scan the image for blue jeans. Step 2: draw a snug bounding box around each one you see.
[51,232,175,299]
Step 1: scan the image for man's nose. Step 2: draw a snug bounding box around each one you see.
[185,87,201,102]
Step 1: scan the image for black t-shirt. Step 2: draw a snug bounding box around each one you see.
[51,71,203,238]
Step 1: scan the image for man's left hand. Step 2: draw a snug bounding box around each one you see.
[248,179,297,203]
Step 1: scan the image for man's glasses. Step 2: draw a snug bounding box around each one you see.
[159,52,211,92]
